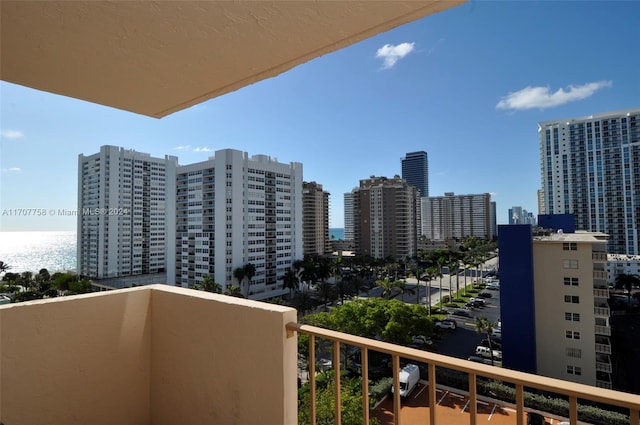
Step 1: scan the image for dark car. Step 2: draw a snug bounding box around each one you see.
[451,309,471,317]
[527,412,545,425]
[478,292,493,298]
[480,338,502,350]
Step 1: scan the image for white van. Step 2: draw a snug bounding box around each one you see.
[391,363,420,398]
[475,346,502,360]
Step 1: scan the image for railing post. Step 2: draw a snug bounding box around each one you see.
[429,363,436,425]
[516,383,524,425]
[362,347,370,425]
[333,340,341,425]
[468,373,477,425]
[569,395,577,425]
[393,354,402,425]
[631,408,640,425]
[310,335,316,425]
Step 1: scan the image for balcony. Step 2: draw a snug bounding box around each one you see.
[592,251,607,262]
[593,288,609,298]
[3,286,640,425]
[595,324,611,336]
[0,285,297,425]
[593,270,609,280]
[594,305,611,317]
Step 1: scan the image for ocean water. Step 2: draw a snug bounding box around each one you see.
[329,228,345,240]
[0,231,77,274]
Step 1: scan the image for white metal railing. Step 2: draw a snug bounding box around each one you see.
[596,361,613,374]
[593,288,609,298]
[595,343,612,355]
[593,270,608,280]
[595,325,611,336]
[592,252,607,262]
[594,306,610,317]
[288,322,640,425]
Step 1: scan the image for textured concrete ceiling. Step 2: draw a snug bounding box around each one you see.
[1,1,465,118]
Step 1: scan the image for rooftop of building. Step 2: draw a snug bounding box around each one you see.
[533,229,608,243]
[538,107,640,128]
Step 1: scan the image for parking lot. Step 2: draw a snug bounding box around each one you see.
[435,281,502,361]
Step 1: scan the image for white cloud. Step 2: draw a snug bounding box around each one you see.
[496,80,612,111]
[2,167,21,172]
[174,145,191,150]
[375,42,415,70]
[174,145,213,153]
[193,147,213,153]
[1,129,24,139]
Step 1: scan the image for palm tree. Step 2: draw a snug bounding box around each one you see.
[0,261,11,276]
[195,275,222,293]
[281,268,299,298]
[615,273,640,306]
[243,263,256,297]
[411,266,423,305]
[316,280,335,310]
[423,266,437,315]
[446,255,459,302]
[436,254,446,305]
[395,279,415,302]
[224,285,244,298]
[375,277,398,300]
[233,266,246,294]
[475,316,499,366]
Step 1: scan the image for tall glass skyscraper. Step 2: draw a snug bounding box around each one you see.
[401,151,429,196]
[539,108,640,255]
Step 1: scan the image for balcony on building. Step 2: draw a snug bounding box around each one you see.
[3,285,640,425]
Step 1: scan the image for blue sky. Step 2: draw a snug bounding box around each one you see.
[1,1,639,232]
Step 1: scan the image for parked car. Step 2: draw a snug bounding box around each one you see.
[411,335,433,345]
[435,320,456,330]
[480,338,502,350]
[486,284,500,290]
[450,309,471,317]
[467,356,485,363]
[475,346,502,360]
[469,297,486,305]
[491,328,502,337]
[478,292,493,298]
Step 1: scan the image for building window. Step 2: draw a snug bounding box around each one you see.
[565,312,580,321]
[563,259,579,269]
[565,331,581,340]
[564,295,580,304]
[566,348,582,358]
[563,242,577,251]
[567,365,582,375]
[564,277,579,286]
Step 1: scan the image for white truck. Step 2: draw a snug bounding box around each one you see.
[391,363,420,398]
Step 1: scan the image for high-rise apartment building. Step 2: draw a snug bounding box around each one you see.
[401,151,429,196]
[167,149,303,300]
[343,192,354,241]
[508,206,537,225]
[77,145,178,279]
[352,176,420,259]
[499,223,611,389]
[539,108,640,255]
[422,192,493,241]
[302,181,330,256]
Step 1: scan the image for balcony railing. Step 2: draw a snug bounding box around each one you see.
[596,361,613,374]
[595,325,611,336]
[593,270,608,280]
[595,343,612,355]
[594,306,610,317]
[592,251,608,262]
[288,322,640,425]
[593,288,609,298]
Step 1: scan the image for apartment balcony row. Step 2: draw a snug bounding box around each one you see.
[2,286,640,425]
[594,305,611,317]
[593,288,610,298]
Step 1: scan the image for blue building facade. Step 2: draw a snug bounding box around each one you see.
[498,224,537,373]
[401,151,429,197]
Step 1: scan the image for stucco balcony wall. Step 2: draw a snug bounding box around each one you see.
[0,285,298,425]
